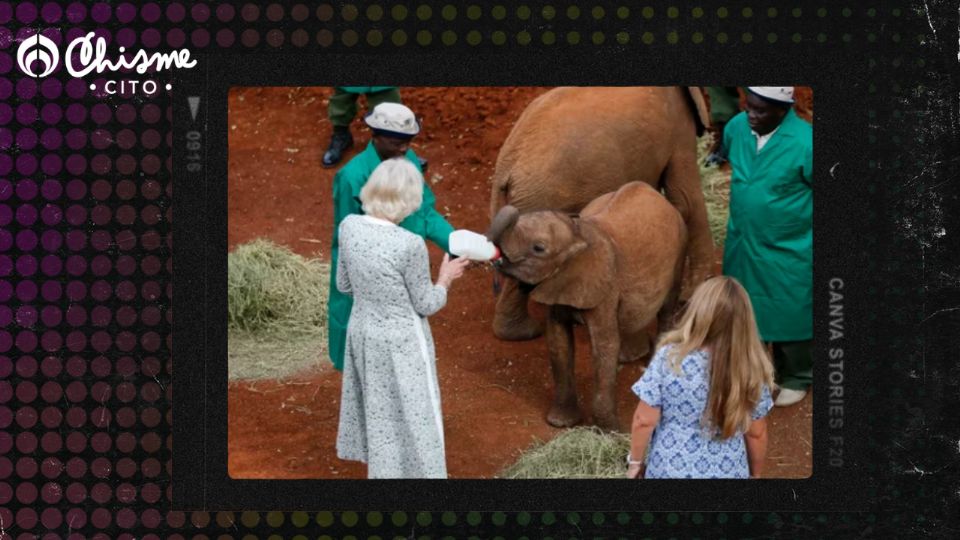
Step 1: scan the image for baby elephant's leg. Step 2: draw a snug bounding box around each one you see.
[493,276,544,341]
[586,302,622,431]
[545,306,580,427]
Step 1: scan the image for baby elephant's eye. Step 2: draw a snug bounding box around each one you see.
[532,243,546,254]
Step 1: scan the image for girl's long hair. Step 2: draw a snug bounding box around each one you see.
[656,276,776,439]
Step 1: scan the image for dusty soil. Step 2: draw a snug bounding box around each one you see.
[227,87,813,479]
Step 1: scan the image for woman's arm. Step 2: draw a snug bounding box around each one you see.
[335,225,352,295]
[335,252,352,295]
[745,416,769,478]
[402,238,448,317]
[626,400,661,479]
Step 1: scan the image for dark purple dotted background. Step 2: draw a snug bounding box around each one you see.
[2,1,177,536]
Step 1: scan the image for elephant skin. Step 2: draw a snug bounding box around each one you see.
[488,182,686,431]
[490,86,714,341]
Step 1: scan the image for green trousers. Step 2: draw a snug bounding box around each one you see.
[328,87,402,127]
[706,86,741,124]
[772,340,812,390]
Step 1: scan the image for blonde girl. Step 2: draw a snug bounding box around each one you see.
[626,276,777,479]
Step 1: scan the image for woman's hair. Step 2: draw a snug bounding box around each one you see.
[656,276,776,439]
[360,158,424,223]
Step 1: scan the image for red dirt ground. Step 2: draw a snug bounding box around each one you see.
[227,87,813,479]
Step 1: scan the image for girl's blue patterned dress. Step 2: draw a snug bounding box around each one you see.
[632,345,774,479]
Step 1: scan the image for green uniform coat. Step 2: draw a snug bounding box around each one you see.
[722,108,813,342]
[338,86,396,94]
[327,142,455,370]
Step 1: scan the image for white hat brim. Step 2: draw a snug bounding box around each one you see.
[747,87,795,104]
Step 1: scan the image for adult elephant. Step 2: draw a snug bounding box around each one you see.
[490,86,714,341]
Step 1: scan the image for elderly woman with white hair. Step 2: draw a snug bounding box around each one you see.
[335,157,470,479]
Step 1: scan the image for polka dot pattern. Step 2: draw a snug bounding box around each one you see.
[4,1,174,535]
[0,1,929,537]
[0,2,894,53]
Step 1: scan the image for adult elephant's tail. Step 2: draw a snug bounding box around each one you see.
[684,87,711,137]
[490,166,512,220]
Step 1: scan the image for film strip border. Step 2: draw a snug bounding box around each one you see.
[863,0,960,537]
[0,2,910,51]
[0,0,951,537]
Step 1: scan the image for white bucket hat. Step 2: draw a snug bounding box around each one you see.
[747,86,795,104]
[364,102,420,138]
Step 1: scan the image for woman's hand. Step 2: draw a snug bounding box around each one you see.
[626,463,645,479]
[437,254,471,289]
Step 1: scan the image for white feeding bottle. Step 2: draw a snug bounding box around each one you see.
[448,229,500,261]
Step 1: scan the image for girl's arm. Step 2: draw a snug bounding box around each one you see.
[626,400,660,479]
[745,416,769,478]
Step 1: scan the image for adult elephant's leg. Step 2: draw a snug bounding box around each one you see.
[657,256,685,337]
[545,306,580,427]
[662,150,716,300]
[493,275,544,340]
[585,302,622,432]
[617,325,650,364]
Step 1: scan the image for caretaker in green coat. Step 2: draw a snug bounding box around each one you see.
[327,102,455,371]
[721,86,812,407]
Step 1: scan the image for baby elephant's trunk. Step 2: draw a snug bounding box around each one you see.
[487,206,519,297]
[486,205,520,243]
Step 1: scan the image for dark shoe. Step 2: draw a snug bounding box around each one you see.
[418,157,428,173]
[322,128,353,168]
[704,152,727,167]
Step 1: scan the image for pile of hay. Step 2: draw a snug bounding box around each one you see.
[498,427,632,479]
[696,134,732,247]
[228,239,330,334]
[227,239,331,380]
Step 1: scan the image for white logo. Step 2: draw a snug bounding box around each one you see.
[17,33,60,78]
[15,31,196,79]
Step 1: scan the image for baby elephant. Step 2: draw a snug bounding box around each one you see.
[487,182,686,431]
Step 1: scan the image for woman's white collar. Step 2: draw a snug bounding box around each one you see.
[361,214,396,226]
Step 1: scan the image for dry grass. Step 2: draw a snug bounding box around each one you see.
[498,427,632,479]
[697,134,732,247]
[227,239,331,380]
[228,332,330,381]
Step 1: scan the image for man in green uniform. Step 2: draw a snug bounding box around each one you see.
[721,86,813,407]
[327,102,455,370]
[322,86,402,167]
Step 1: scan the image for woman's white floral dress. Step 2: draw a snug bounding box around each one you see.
[335,214,448,478]
[632,345,774,479]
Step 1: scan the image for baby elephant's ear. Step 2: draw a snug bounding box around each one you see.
[530,228,616,310]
